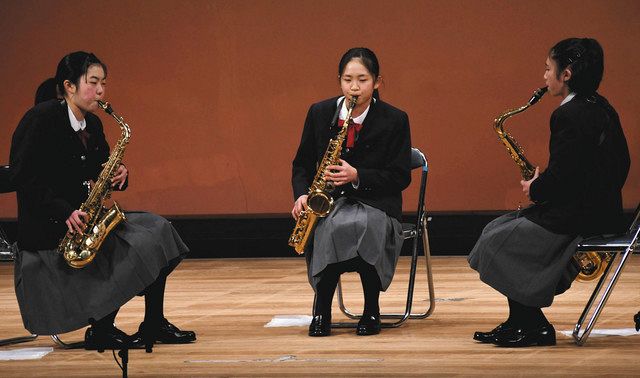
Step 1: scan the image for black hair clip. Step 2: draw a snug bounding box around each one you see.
[567,50,582,64]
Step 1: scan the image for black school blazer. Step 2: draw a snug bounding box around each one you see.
[524,94,630,236]
[292,97,412,221]
[10,99,127,251]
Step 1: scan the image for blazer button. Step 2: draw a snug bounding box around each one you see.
[80,155,86,161]
[340,190,345,195]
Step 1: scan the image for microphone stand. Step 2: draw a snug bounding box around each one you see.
[88,319,137,378]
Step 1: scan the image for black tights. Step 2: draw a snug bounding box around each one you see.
[93,267,170,330]
[506,298,549,330]
[314,256,381,317]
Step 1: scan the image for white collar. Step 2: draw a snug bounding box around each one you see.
[67,104,86,132]
[561,92,576,106]
[337,96,374,124]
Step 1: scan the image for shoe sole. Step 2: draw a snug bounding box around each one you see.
[494,339,556,347]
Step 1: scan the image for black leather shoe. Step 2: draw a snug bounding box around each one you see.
[130,318,196,347]
[473,322,513,343]
[634,311,640,332]
[356,314,381,336]
[492,324,556,347]
[308,315,331,337]
[84,326,131,351]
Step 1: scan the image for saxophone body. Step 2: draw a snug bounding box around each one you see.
[58,101,131,268]
[494,87,608,282]
[289,96,358,254]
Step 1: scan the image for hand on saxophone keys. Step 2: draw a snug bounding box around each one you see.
[292,194,308,220]
[520,167,540,199]
[66,210,88,235]
[109,164,128,189]
[324,159,358,187]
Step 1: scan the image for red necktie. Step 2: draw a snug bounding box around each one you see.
[338,119,363,148]
[77,129,90,149]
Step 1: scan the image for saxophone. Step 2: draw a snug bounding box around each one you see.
[494,87,609,282]
[494,87,547,180]
[289,96,358,254]
[58,100,131,268]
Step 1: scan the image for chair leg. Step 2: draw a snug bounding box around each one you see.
[412,220,436,319]
[572,246,635,346]
[334,216,436,328]
[0,334,38,347]
[50,334,85,349]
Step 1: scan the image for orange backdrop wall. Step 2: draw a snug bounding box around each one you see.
[1,0,638,218]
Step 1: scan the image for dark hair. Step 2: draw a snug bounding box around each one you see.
[549,38,603,95]
[34,78,59,105]
[338,47,380,100]
[54,51,107,99]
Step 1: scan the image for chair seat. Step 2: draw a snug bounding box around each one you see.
[577,232,637,252]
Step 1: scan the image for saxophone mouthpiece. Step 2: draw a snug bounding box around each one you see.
[97,100,113,115]
[528,87,548,105]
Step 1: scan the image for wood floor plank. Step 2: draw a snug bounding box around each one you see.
[0,256,638,376]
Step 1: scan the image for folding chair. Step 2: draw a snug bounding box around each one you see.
[572,204,640,345]
[330,147,435,330]
[0,164,84,349]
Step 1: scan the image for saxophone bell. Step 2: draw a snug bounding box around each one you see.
[307,191,334,216]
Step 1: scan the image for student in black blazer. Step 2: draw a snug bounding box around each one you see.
[10,51,195,351]
[469,38,630,347]
[292,48,411,336]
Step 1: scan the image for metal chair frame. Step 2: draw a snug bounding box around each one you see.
[328,147,435,329]
[572,205,640,346]
[0,165,84,349]
[0,334,84,349]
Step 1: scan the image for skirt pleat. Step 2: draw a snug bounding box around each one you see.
[307,197,403,291]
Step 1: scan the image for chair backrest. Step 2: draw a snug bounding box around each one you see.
[410,148,427,171]
[408,148,428,232]
[0,165,15,194]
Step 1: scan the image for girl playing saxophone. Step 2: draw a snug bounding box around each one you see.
[292,47,412,336]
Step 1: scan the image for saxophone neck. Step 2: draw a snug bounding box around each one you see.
[335,95,359,142]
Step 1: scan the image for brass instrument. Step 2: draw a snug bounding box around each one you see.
[58,100,131,268]
[494,87,546,180]
[494,87,609,282]
[289,96,359,254]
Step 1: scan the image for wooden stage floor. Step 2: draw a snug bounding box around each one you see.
[0,256,639,376]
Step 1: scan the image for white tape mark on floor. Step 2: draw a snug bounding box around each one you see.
[560,328,639,337]
[0,347,53,360]
[187,355,383,364]
[265,315,313,327]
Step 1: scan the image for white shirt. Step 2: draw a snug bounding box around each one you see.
[336,96,373,124]
[67,104,86,132]
[561,92,576,106]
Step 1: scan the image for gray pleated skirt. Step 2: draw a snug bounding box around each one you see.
[468,211,580,308]
[14,212,189,335]
[307,197,404,291]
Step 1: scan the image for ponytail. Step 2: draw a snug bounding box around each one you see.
[34,78,58,105]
